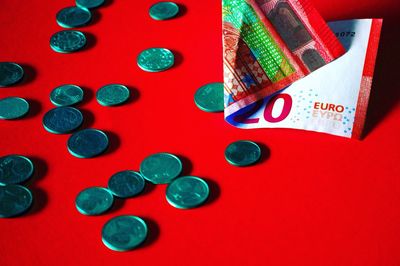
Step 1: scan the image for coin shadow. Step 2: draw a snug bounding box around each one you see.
[138,217,160,249]
[79,108,96,129]
[103,131,120,155]
[28,156,48,182]
[257,143,271,164]
[176,3,188,18]
[202,178,220,207]
[101,0,114,8]
[109,197,125,213]
[175,154,193,176]
[125,86,140,105]
[90,10,102,25]
[140,181,156,196]
[171,49,183,68]
[79,86,95,106]
[25,187,48,217]
[19,64,37,85]
[24,98,42,119]
[83,32,97,51]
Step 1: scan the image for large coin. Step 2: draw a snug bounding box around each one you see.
[137,48,174,72]
[0,155,34,185]
[75,187,114,215]
[225,140,261,166]
[0,62,24,87]
[96,84,130,106]
[50,30,87,53]
[50,84,84,107]
[166,176,209,209]
[67,129,109,158]
[149,2,179,20]
[0,184,33,218]
[43,107,83,134]
[108,171,145,198]
[194,82,224,112]
[0,97,29,120]
[140,153,182,184]
[56,6,92,28]
[76,0,105,9]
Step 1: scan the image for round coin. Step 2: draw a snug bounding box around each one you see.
[0,62,24,87]
[137,48,174,72]
[149,2,179,20]
[140,153,182,184]
[166,176,209,209]
[108,171,145,198]
[102,215,148,251]
[50,30,87,53]
[0,155,34,185]
[0,97,29,120]
[67,128,109,158]
[75,187,114,215]
[96,84,130,106]
[56,6,92,28]
[194,82,224,112]
[50,84,84,107]
[43,107,83,134]
[76,0,105,9]
[225,140,261,166]
[0,184,33,218]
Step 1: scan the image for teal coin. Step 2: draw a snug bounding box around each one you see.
[0,155,34,185]
[67,129,109,158]
[96,84,130,106]
[75,187,114,215]
[140,153,182,184]
[76,0,105,9]
[56,6,92,28]
[149,2,179,20]
[0,97,29,120]
[194,82,224,112]
[108,171,145,198]
[0,62,24,87]
[137,48,174,72]
[0,184,33,218]
[50,30,87,53]
[50,85,84,107]
[43,107,83,134]
[166,176,209,209]
[102,215,148,251]
[225,140,261,166]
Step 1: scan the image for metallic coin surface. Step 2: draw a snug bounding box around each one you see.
[43,107,83,134]
[137,48,174,72]
[102,215,148,251]
[0,184,33,218]
[149,2,179,20]
[140,153,182,184]
[166,176,209,209]
[50,30,87,53]
[0,97,29,120]
[76,0,105,9]
[0,155,34,185]
[225,140,261,166]
[56,6,92,28]
[108,171,145,198]
[50,85,84,107]
[0,62,24,87]
[194,82,224,112]
[67,129,109,158]
[96,84,130,106]
[75,187,114,215]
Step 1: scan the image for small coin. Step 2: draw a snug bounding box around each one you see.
[96,84,130,106]
[67,128,109,158]
[50,30,87,53]
[194,82,224,112]
[56,6,92,28]
[137,48,174,72]
[102,215,148,251]
[166,176,209,209]
[149,2,179,20]
[0,155,34,185]
[0,97,29,120]
[140,153,182,184]
[0,184,33,218]
[75,187,114,215]
[108,171,145,198]
[43,107,83,134]
[225,140,261,166]
[76,0,105,9]
[50,85,84,107]
[0,62,24,87]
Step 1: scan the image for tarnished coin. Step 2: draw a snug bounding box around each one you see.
[102,215,148,251]
[108,171,145,198]
[137,48,174,72]
[75,187,114,215]
[166,176,209,209]
[50,30,87,53]
[194,82,224,112]
[0,62,24,87]
[140,153,182,184]
[56,6,92,28]
[76,0,105,9]
[0,97,29,120]
[0,184,33,218]
[149,2,179,20]
[50,85,84,107]
[0,155,34,185]
[67,128,109,158]
[96,84,130,106]
[225,140,261,166]
[43,107,83,134]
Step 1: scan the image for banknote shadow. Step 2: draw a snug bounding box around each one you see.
[24,98,42,119]
[19,64,36,85]
[137,217,160,249]
[202,178,220,207]
[103,130,120,155]
[175,154,193,176]
[79,108,95,129]
[79,86,95,106]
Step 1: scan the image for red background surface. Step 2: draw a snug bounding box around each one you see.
[0,0,399,265]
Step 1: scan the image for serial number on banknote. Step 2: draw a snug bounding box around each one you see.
[335,31,356,38]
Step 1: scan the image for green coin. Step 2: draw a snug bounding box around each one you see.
[67,129,109,158]
[0,62,24,87]
[75,187,114,215]
[137,48,174,72]
[140,153,182,184]
[225,140,261,166]
[0,184,33,218]
[96,84,130,106]
[56,6,92,28]
[76,0,105,9]
[102,215,148,251]
[166,176,209,209]
[108,171,145,198]
[0,155,34,185]
[42,107,83,134]
[50,85,84,107]
[50,30,87,53]
[194,82,224,112]
[149,2,179,20]
[0,97,29,120]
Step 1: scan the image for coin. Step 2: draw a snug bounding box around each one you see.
[76,0,105,9]
[108,171,145,198]
[149,2,179,20]
[75,187,114,215]
[225,140,261,166]
[43,107,83,134]
[67,129,109,158]
[56,6,92,28]
[194,82,224,112]
[50,84,84,107]
[0,155,34,185]
[96,84,130,106]
[166,176,209,209]
[0,97,29,120]
[0,62,24,87]
[50,30,87,53]
[140,153,182,184]
[102,215,148,251]
[0,184,33,218]
[137,48,174,72]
